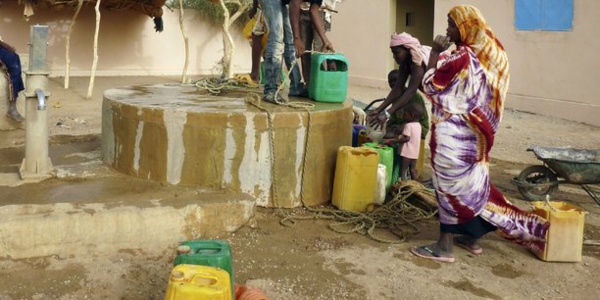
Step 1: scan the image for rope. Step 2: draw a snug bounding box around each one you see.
[280,180,438,243]
[197,57,315,209]
[195,76,259,95]
[242,55,316,211]
[244,93,282,209]
[243,89,313,211]
[204,52,437,243]
[247,53,437,243]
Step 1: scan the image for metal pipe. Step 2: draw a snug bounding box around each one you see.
[19,24,52,180]
[35,88,46,110]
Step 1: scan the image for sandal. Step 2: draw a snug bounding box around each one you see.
[234,73,259,87]
[454,237,483,255]
[410,246,455,263]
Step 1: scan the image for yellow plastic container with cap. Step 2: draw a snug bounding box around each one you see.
[531,201,586,262]
[332,146,379,212]
[165,264,232,300]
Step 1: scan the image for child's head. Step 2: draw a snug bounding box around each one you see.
[403,102,424,122]
[387,70,399,89]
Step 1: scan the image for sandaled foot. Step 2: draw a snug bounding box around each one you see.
[454,236,483,255]
[235,73,259,87]
[6,109,24,123]
[410,244,455,263]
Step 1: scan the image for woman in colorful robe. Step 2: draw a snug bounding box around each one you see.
[410,5,549,263]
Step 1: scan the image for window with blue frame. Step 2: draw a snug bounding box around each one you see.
[515,0,573,31]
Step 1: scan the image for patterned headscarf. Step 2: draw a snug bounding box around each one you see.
[449,5,510,118]
[390,32,429,66]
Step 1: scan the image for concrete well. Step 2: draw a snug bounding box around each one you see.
[102,84,353,208]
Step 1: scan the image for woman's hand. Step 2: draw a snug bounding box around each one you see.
[368,110,388,130]
[432,35,452,52]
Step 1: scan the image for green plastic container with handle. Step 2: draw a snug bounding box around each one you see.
[308,53,349,103]
[362,143,394,192]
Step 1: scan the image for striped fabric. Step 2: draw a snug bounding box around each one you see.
[448,5,510,121]
[422,5,548,253]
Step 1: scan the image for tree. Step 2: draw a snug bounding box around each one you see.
[169,0,250,79]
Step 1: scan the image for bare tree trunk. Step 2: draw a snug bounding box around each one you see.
[178,0,189,84]
[65,0,84,89]
[219,0,247,79]
[219,0,233,79]
[87,0,101,99]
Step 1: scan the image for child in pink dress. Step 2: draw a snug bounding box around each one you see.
[395,102,424,180]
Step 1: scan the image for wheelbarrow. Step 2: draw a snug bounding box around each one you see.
[511,146,600,206]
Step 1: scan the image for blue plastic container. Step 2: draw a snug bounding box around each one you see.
[352,124,366,147]
[308,53,349,103]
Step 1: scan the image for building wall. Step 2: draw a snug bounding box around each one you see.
[331,0,600,126]
[395,0,434,47]
[3,1,598,126]
[0,1,252,77]
[434,0,600,126]
[328,0,397,89]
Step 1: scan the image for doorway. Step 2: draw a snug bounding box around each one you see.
[395,0,435,46]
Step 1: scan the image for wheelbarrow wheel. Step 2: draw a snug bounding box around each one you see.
[516,165,559,201]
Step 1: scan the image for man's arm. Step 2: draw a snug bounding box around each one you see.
[290,0,334,57]
[308,3,334,52]
[289,0,305,57]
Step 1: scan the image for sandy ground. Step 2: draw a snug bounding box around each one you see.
[1,76,599,299]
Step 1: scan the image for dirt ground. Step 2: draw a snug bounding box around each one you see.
[1,76,600,300]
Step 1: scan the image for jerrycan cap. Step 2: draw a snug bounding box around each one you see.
[177,245,191,254]
[171,270,186,281]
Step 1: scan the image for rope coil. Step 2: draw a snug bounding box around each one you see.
[280,181,438,243]
[196,54,437,244]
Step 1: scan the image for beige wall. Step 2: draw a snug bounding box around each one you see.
[332,0,600,126]
[434,0,600,127]
[395,0,434,47]
[0,1,252,77]
[3,1,598,126]
[328,0,397,89]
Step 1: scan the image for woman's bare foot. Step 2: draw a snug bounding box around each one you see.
[6,106,24,123]
[454,235,483,255]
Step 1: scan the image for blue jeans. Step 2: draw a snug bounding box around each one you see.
[259,0,303,96]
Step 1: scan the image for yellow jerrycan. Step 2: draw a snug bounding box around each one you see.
[165,264,231,300]
[332,146,379,212]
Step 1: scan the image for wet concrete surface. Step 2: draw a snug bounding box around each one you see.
[104,84,349,113]
[0,134,256,260]
[102,84,353,207]
[0,135,200,206]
